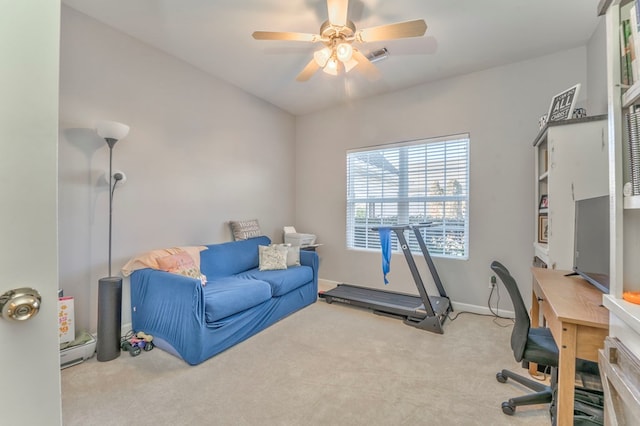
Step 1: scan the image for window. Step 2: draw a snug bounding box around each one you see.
[346,134,469,259]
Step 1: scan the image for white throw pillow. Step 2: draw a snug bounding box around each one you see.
[271,243,300,267]
[258,245,288,271]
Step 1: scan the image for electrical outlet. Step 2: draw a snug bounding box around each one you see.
[489,275,497,289]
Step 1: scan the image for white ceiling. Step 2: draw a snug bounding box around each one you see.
[62,0,602,116]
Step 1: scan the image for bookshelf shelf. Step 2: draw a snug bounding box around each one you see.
[622,81,640,107]
[603,295,640,337]
[624,194,640,208]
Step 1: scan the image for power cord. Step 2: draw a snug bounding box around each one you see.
[488,276,512,320]
[446,275,514,327]
[529,364,552,382]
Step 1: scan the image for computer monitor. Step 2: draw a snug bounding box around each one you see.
[573,195,610,294]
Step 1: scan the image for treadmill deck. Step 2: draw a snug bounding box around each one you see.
[319,283,451,319]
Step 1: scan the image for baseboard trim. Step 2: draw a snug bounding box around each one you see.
[450,301,514,319]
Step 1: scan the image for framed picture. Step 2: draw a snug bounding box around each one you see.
[539,194,549,209]
[547,83,580,122]
[538,215,549,243]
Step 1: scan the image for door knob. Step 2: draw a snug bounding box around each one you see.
[0,287,41,321]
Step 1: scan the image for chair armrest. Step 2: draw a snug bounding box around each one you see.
[130,269,205,338]
[300,250,319,286]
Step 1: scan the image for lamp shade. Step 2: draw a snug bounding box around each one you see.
[313,48,331,68]
[336,42,353,62]
[322,58,339,76]
[96,121,130,141]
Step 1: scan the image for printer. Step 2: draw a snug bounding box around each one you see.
[284,226,316,246]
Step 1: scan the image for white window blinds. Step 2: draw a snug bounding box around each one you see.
[346,134,469,259]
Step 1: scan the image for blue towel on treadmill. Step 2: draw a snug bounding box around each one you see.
[379,227,391,284]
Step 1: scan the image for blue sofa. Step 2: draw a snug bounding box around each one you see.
[130,236,318,365]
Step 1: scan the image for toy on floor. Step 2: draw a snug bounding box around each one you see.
[120,330,155,357]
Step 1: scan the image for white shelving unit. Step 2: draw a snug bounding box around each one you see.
[602,0,640,351]
[532,116,608,269]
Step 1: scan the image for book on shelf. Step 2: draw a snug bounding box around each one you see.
[621,18,634,85]
[620,0,640,86]
[631,3,640,83]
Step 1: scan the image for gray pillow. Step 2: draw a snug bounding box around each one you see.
[229,219,261,240]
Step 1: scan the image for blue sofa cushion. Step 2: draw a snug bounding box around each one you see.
[200,236,271,279]
[204,277,272,322]
[236,265,313,297]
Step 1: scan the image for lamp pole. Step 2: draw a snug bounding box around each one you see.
[105,137,117,277]
[95,121,128,362]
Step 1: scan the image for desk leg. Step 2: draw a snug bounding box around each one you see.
[557,322,577,426]
[530,287,540,376]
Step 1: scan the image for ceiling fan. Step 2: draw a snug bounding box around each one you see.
[252,0,427,82]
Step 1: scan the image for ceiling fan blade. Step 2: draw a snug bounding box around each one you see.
[327,0,349,27]
[358,19,427,42]
[252,31,318,42]
[296,59,321,82]
[352,50,381,81]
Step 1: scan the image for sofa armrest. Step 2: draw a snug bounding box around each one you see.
[130,269,205,347]
[299,250,319,287]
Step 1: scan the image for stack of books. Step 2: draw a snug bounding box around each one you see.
[621,1,640,85]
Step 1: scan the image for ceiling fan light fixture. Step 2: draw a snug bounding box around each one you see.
[252,0,427,82]
[336,42,353,62]
[313,47,332,67]
[323,57,339,76]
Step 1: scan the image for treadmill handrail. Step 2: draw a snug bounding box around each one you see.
[370,224,450,307]
[370,222,434,232]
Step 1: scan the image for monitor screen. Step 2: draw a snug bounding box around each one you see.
[573,195,610,293]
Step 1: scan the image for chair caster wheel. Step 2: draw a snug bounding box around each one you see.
[501,401,515,415]
[496,372,507,383]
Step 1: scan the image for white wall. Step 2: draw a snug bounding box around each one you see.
[587,18,607,116]
[295,47,591,311]
[58,6,296,333]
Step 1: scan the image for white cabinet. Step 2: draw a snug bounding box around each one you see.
[532,116,608,270]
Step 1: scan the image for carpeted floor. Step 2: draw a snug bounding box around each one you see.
[62,300,551,425]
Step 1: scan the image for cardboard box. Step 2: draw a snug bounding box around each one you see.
[58,296,75,344]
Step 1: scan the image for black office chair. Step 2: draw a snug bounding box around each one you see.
[491,261,559,416]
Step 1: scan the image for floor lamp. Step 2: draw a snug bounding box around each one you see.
[95,120,129,362]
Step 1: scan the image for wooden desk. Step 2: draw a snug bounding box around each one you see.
[530,268,609,426]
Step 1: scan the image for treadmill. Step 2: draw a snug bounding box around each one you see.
[319,224,452,334]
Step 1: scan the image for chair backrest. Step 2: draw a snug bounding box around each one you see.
[490,261,530,362]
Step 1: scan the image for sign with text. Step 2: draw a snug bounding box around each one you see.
[547,84,580,122]
[58,296,75,343]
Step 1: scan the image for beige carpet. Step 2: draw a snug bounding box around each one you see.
[62,301,551,425]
